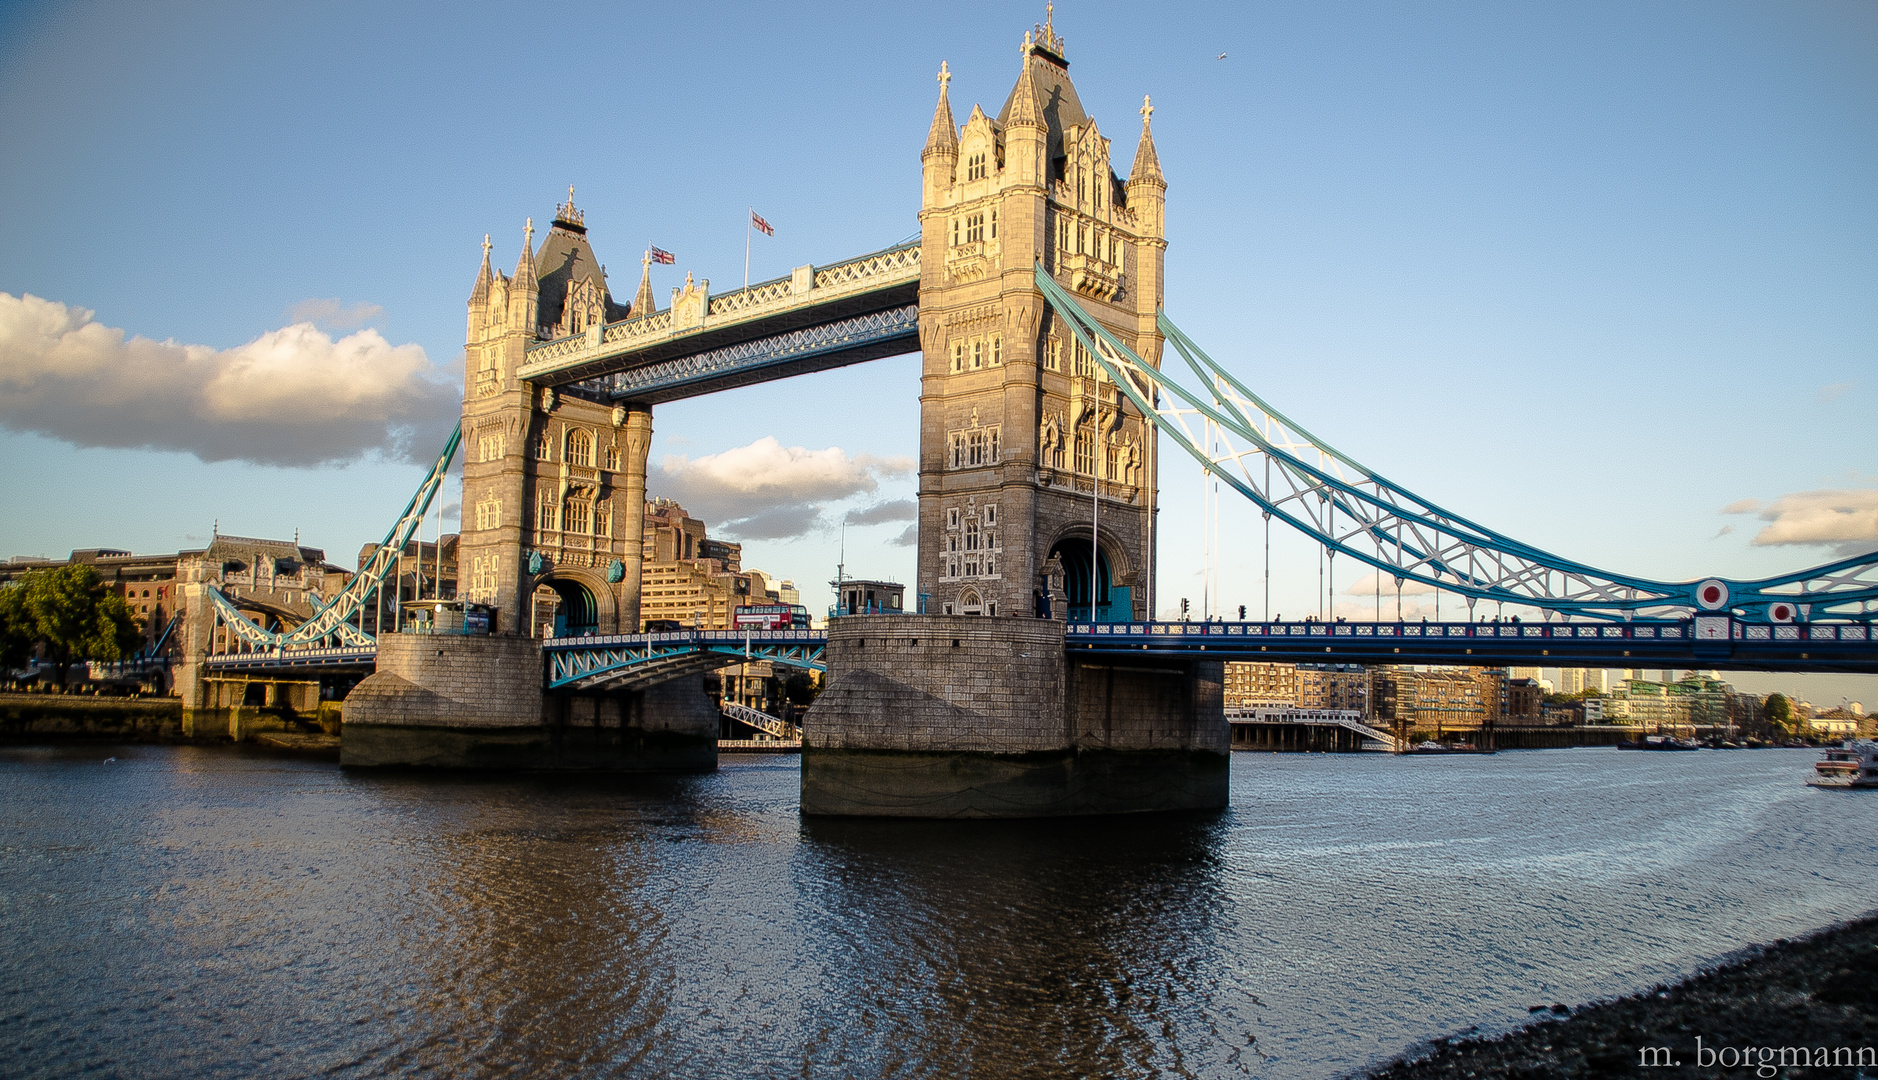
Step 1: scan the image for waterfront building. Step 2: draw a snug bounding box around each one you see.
[636,499,788,632]
[1,548,185,657]
[1223,661,1300,708]
[1505,677,1543,724]
[1369,666,1506,735]
[1297,663,1367,713]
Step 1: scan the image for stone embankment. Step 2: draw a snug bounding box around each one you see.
[1364,913,1878,1079]
[0,691,185,741]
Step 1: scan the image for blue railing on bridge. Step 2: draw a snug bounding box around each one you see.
[1066,619,1874,642]
[1064,618,1877,673]
[540,628,828,652]
[202,645,379,672]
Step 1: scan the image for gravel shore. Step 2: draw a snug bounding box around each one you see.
[1363,914,1878,1079]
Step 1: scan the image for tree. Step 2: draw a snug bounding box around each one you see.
[1763,692,1794,735]
[0,585,34,677]
[11,565,140,689]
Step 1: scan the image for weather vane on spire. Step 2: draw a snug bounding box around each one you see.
[482,233,491,257]
[1033,2,1063,54]
[937,60,950,90]
[1141,94,1154,125]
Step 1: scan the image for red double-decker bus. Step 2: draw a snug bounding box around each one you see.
[733,603,810,630]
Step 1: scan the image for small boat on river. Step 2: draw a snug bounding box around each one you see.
[1806,741,1878,789]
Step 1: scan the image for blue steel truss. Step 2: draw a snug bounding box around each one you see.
[544,629,826,691]
[207,422,462,652]
[1035,267,1878,623]
[592,304,918,402]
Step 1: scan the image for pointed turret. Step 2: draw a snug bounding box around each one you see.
[1005,47,1047,132]
[469,233,493,306]
[923,61,959,160]
[508,217,539,333]
[1129,94,1164,190]
[632,252,656,318]
[512,217,537,290]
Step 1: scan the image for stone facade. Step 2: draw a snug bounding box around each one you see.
[802,615,1226,817]
[341,634,716,769]
[915,17,1166,622]
[459,195,653,638]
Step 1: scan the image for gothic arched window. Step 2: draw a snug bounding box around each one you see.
[567,429,593,467]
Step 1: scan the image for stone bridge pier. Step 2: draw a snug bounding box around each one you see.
[802,616,1227,817]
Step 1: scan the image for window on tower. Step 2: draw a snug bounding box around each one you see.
[967,153,987,181]
[567,429,593,467]
[965,214,985,244]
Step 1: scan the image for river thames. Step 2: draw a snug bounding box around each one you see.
[2,745,1873,1078]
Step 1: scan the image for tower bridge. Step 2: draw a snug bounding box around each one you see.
[178,11,1878,814]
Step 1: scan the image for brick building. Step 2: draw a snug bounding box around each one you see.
[1223,661,1299,708]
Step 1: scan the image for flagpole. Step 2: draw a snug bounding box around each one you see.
[744,208,751,290]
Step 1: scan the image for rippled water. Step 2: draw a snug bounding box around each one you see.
[2,745,1874,1079]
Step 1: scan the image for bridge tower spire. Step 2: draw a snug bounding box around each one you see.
[915,14,1165,621]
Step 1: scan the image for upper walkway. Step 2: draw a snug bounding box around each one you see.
[514,243,920,401]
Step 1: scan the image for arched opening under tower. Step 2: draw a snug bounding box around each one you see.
[532,578,598,638]
[1049,538,1130,623]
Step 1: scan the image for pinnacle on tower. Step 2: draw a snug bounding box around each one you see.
[923,60,959,159]
[512,217,537,289]
[1032,2,1065,59]
[553,184,585,232]
[469,233,493,305]
[1005,49,1047,131]
[631,250,657,318]
[1129,94,1164,187]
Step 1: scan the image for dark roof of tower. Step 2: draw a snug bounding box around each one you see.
[996,52,1088,159]
[534,221,630,327]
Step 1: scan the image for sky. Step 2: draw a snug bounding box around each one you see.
[0,0,1873,704]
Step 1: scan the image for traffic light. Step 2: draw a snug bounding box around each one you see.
[1180,597,1190,620]
[1238,604,1246,620]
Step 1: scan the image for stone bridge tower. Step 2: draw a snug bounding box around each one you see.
[915,12,1167,622]
[459,192,655,636]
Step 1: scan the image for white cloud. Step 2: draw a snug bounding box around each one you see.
[0,292,458,467]
[1819,381,1854,403]
[1344,570,1437,596]
[287,297,384,332]
[1721,498,1761,515]
[1712,524,1734,539]
[845,499,916,526]
[891,523,918,547]
[652,436,914,540]
[1747,488,1878,558]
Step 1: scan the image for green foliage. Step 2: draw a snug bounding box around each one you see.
[8,565,141,686]
[1763,692,1794,730]
[0,585,33,671]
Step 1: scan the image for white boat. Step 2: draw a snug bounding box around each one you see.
[1806,740,1878,789]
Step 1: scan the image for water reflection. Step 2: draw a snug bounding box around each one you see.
[3,748,1875,1080]
[793,812,1258,1078]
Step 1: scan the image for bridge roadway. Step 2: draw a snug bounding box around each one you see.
[204,617,1878,681]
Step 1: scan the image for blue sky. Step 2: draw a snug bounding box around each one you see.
[1,0,1873,702]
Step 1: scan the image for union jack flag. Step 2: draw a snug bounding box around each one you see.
[750,211,774,236]
[649,246,675,264]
